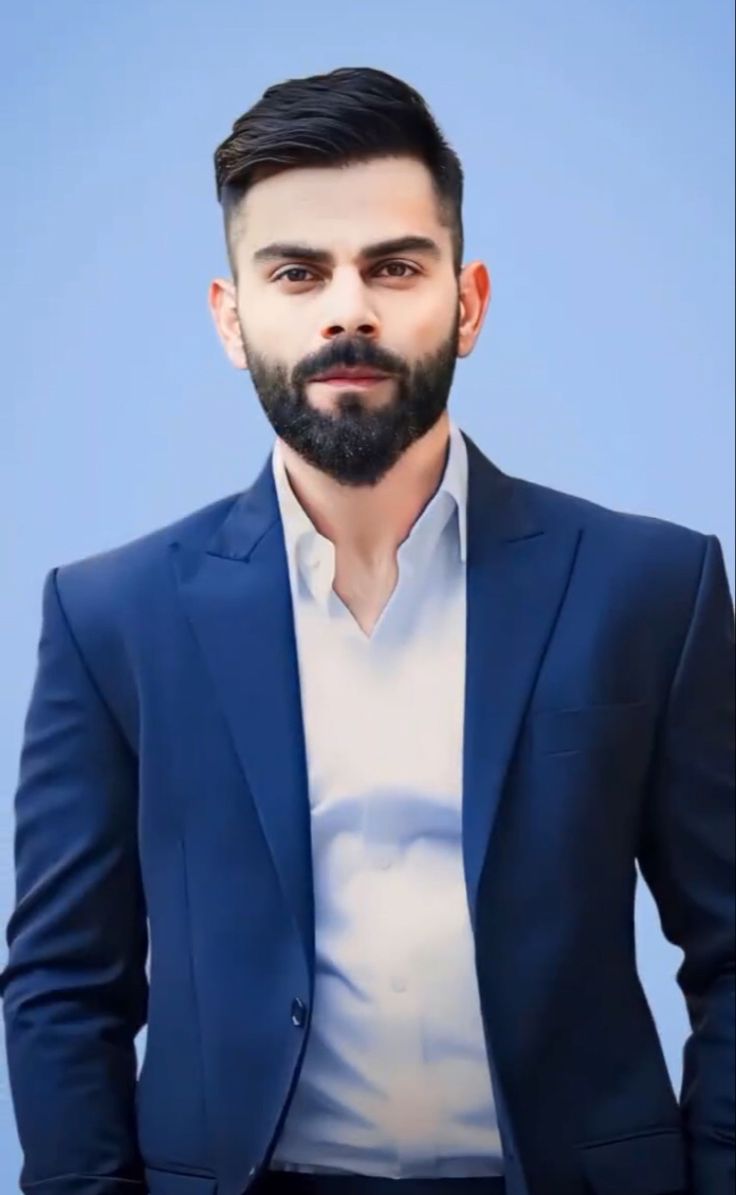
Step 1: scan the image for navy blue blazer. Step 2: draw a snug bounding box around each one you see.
[1,431,734,1195]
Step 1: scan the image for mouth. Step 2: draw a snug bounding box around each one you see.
[311,368,391,386]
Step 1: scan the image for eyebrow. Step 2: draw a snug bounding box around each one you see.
[252,235,442,266]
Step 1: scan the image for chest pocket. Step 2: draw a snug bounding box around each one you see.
[530,700,652,757]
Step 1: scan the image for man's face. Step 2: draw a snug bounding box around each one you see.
[229,156,463,487]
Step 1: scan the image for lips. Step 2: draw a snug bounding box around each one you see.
[312,367,390,382]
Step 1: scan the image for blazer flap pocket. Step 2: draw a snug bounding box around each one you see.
[577,1127,686,1194]
[144,1167,217,1195]
[532,701,650,756]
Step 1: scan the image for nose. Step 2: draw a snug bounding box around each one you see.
[318,270,380,342]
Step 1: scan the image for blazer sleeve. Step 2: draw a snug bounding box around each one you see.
[0,567,149,1194]
[637,533,736,1195]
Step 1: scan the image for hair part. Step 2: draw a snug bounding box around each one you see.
[213,66,464,284]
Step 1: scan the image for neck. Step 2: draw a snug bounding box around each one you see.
[277,412,452,570]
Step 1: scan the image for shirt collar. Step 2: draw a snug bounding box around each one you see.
[271,417,468,604]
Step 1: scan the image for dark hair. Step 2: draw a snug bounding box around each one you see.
[213,66,464,281]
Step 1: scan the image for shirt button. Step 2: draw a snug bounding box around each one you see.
[291,997,307,1026]
[391,975,407,993]
[375,851,394,870]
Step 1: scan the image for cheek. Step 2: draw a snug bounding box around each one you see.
[239,308,294,361]
[399,294,456,349]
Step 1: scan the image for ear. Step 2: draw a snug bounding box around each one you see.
[456,261,491,358]
[208,277,248,370]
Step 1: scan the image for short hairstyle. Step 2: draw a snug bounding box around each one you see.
[213,66,464,282]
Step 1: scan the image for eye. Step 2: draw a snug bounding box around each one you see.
[374,261,419,278]
[271,260,420,285]
[273,266,317,284]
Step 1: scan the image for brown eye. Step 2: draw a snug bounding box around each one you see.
[273,267,315,284]
[375,261,418,278]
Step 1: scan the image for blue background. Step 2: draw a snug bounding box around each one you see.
[1,1,733,1186]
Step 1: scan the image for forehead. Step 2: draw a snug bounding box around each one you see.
[237,156,447,251]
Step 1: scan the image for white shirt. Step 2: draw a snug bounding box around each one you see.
[267,418,505,1179]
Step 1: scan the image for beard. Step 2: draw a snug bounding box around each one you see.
[240,305,461,487]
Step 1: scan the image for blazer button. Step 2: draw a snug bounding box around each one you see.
[291,997,307,1027]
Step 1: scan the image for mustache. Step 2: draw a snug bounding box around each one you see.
[292,338,406,386]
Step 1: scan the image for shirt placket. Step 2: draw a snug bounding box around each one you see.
[367,844,440,1173]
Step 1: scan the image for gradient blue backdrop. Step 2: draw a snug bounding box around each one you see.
[1,1,734,1186]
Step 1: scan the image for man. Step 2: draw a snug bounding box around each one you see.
[1,65,733,1195]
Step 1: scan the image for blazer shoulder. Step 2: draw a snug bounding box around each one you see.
[33,489,243,693]
[49,489,242,604]
[33,491,246,745]
[513,473,730,626]
[518,472,715,559]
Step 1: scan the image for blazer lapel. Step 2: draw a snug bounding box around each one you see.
[171,461,316,974]
[170,430,581,967]
[461,434,581,927]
